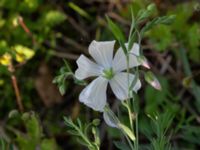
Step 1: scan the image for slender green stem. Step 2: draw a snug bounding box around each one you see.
[126,18,141,150]
[133,95,139,150]
[124,133,134,150]
[106,105,134,150]
[133,68,139,150]
[134,30,141,150]
[136,114,139,150]
[126,45,137,150]
[126,55,134,131]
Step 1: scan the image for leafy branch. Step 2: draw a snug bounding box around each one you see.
[64,117,100,150]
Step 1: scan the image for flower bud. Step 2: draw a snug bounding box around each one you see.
[92,119,100,126]
[137,56,150,69]
[145,71,162,90]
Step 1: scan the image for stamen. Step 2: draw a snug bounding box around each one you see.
[102,68,114,80]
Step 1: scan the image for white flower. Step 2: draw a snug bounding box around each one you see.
[75,40,142,112]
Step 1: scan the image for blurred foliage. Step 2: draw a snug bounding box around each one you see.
[1,111,59,150]
[146,2,200,63]
[15,112,59,150]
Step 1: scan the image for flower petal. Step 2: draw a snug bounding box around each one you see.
[79,77,108,111]
[89,40,115,68]
[75,55,103,80]
[109,72,141,100]
[130,43,140,56]
[112,43,140,72]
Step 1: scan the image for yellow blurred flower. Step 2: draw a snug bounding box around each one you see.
[13,45,35,63]
[0,53,12,66]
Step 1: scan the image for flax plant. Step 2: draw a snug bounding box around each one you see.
[58,3,175,150]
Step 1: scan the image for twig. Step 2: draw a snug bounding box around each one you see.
[67,15,89,37]
[151,51,178,76]
[11,75,24,112]
[50,51,79,60]
[61,36,88,54]
[18,16,36,45]
[8,64,24,112]
[107,12,130,25]
[160,55,172,74]
[44,40,81,59]
[18,15,86,59]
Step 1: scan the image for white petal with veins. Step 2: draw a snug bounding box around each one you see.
[112,43,141,72]
[89,40,115,68]
[109,72,141,100]
[75,55,103,80]
[79,76,108,112]
[130,43,140,56]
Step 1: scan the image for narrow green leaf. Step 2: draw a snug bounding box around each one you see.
[67,130,80,136]
[141,15,176,35]
[63,59,72,72]
[159,15,176,25]
[106,16,125,42]
[76,138,89,147]
[137,3,156,21]
[128,7,136,45]
[63,117,74,127]
[119,40,127,55]
[68,2,92,20]
[77,118,82,129]
[128,31,136,51]
[141,18,157,34]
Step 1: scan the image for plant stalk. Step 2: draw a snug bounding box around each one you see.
[8,64,24,112]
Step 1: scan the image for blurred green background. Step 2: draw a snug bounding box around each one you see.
[0,0,200,149]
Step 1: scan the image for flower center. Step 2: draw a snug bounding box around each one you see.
[102,68,114,80]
